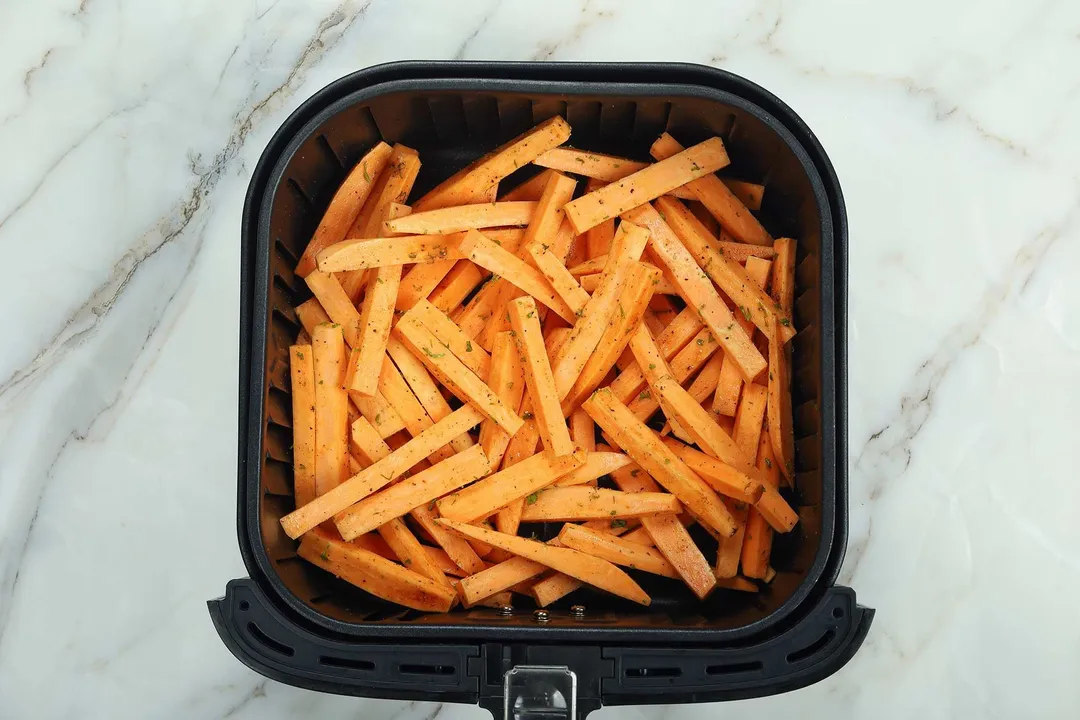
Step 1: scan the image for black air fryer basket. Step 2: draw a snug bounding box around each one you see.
[210,61,873,719]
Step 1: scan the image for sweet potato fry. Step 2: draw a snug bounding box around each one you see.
[767,316,795,485]
[317,233,465,272]
[409,503,487,576]
[583,388,736,537]
[720,179,765,212]
[312,324,349,497]
[650,133,770,246]
[624,326,720,421]
[295,142,393,277]
[508,296,575,455]
[550,221,650,398]
[290,345,317,508]
[394,315,523,435]
[558,523,679,579]
[458,230,576,323]
[553,451,632,487]
[436,519,650,606]
[348,262,402,395]
[280,405,485,538]
[294,298,332,339]
[534,147,646,182]
[772,238,797,330]
[386,201,537,235]
[519,487,680,522]
[732,382,769,461]
[578,271,677,296]
[623,203,765,381]
[376,355,457,462]
[336,445,490,539]
[528,247,591,315]
[415,116,572,210]
[385,337,473,453]
[304,271,361,348]
[437,448,585,523]
[712,255,773,416]
[457,555,549,607]
[429,261,487,313]
[499,168,556,202]
[713,501,750,579]
[519,172,578,255]
[349,145,422,239]
[298,531,455,612]
[564,138,730,233]
[350,416,391,466]
[569,408,596,454]
[407,299,492,380]
[378,517,456,594]
[741,432,778,579]
[660,437,763,503]
[609,464,716,599]
[349,532,467,578]
[479,331,527,468]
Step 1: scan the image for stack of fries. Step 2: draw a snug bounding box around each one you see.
[281,116,799,612]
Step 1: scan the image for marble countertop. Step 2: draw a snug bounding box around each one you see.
[2,0,1079,718]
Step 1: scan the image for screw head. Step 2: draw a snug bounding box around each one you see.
[570,605,586,618]
[533,609,551,623]
[496,605,514,616]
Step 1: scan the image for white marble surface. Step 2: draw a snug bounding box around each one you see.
[1,0,1079,717]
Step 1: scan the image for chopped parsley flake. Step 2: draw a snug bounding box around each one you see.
[611,519,627,528]
[422,346,446,359]
[526,492,539,505]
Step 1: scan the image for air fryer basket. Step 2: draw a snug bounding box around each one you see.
[211,62,871,717]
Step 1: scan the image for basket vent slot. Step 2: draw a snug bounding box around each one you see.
[246,622,294,657]
[786,628,836,664]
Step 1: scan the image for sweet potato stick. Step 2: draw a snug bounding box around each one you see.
[520,172,578,255]
[508,296,575,455]
[279,405,484,538]
[719,179,765,211]
[290,345,317,508]
[664,352,724,442]
[350,416,391,466]
[385,337,473,453]
[551,221,650,398]
[311,324,349,497]
[294,298,332,338]
[394,315,523,435]
[295,142,392,277]
[741,432,778,579]
[336,445,490,539]
[528,247,591,314]
[561,262,660,412]
[298,531,455,612]
[479,331,527,468]
[534,147,646,181]
[609,464,716,599]
[569,409,596,453]
[350,532,467,577]
[713,501,750,579]
[350,145,422,238]
[772,238,797,329]
[623,203,765,381]
[654,196,794,343]
[436,519,650,606]
[527,521,636,605]
[457,556,549,607]
[660,437,763,503]
[578,272,677,296]
[553,451,632,487]
[429,261,487,313]
[583,388,736,537]
[410,503,486,576]
[614,305,701,378]
[378,518,456,594]
[385,201,536,235]
[499,168,556,202]
[349,387,407,439]
[415,116,572,210]
[440,447,587,525]
[767,315,795,485]
[304,271,361,348]
[713,255,773,415]
[407,299,492,380]
[317,233,465,272]
[377,356,456,462]
[349,260,402,396]
[519,487,680,522]
[558,524,679,579]
[625,326,719,421]
[458,231,576,323]
[564,137,729,233]
[650,133,770,246]
[732,382,769,461]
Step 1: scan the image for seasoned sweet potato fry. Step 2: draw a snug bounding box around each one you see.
[312,324,349,497]
[290,345,317,508]
[349,262,402,396]
[650,133,770,246]
[415,116,572,210]
[376,355,454,462]
[479,331,526,468]
[528,247,591,315]
[295,142,393,277]
[298,530,456,612]
[558,523,679,579]
[713,501,750,579]
[508,296,575,455]
[336,445,490,539]
[564,138,730,233]
[767,315,795,485]
[378,517,456,594]
[553,451,632,487]
[520,172,578,255]
[406,299,492,380]
[317,233,465,273]
[437,519,650,606]
[772,238,797,330]
[350,145,422,239]
[437,448,586,524]
[386,201,536,235]
[499,168,556,202]
[741,432,778,579]
[713,255,773,416]
[519,487,680,522]
[304,271,361,348]
[660,437,763,503]
[280,405,485,538]
[732,382,769,461]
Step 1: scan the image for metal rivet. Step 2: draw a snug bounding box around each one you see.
[533,609,550,623]
[496,605,514,617]
[570,605,586,619]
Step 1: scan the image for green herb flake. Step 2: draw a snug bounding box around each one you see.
[611,519,628,529]
[319,544,331,562]
[526,492,539,505]
[362,163,371,184]
[780,317,791,327]
[428,500,437,510]
[422,346,446,359]
[523,411,534,420]
[648,363,656,370]
[740,306,752,322]
[638,390,651,400]
[465,340,473,352]
[609,509,617,516]
[696,338,705,346]
[764,458,772,469]
[296,351,304,359]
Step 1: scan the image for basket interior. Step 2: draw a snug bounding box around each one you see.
[255,87,829,632]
